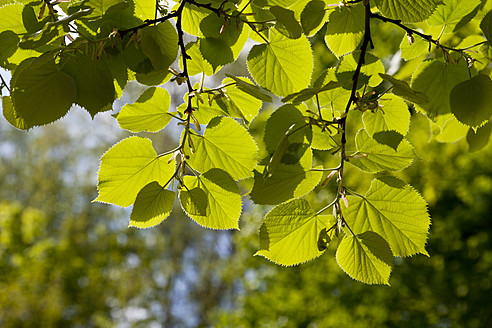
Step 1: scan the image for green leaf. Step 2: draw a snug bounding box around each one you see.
[199,14,247,69]
[129,182,175,228]
[141,21,179,71]
[133,0,155,19]
[263,105,311,161]
[399,33,428,61]
[362,94,410,136]
[350,129,414,173]
[250,148,322,205]
[179,169,241,230]
[200,12,243,44]
[270,5,302,39]
[62,53,115,117]
[222,77,263,123]
[0,30,19,63]
[372,130,404,151]
[374,0,443,23]
[300,0,326,36]
[247,31,313,97]
[480,10,492,41]
[282,81,341,103]
[310,124,338,150]
[256,199,333,266]
[411,60,470,116]
[336,51,385,88]
[2,96,29,130]
[200,37,234,69]
[188,117,259,180]
[343,177,431,257]
[94,136,175,207]
[433,114,468,143]
[467,122,492,152]
[123,39,154,74]
[450,74,492,127]
[180,2,209,36]
[379,73,429,104]
[324,4,364,58]
[336,232,393,285]
[183,41,214,76]
[11,58,76,127]
[315,68,352,113]
[427,0,481,32]
[0,3,26,34]
[116,87,172,133]
[225,74,272,102]
[87,0,125,18]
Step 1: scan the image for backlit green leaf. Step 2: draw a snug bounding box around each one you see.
[256,199,333,266]
[180,2,209,36]
[179,169,241,230]
[183,41,215,76]
[379,73,429,104]
[247,31,313,97]
[225,74,273,102]
[450,74,492,127]
[336,232,393,285]
[324,4,364,58]
[94,136,175,207]
[133,0,155,19]
[87,0,125,18]
[117,87,172,133]
[433,114,468,143]
[343,177,431,257]
[411,59,470,116]
[2,96,29,130]
[427,0,480,32]
[130,182,175,228]
[363,94,410,136]
[350,129,414,173]
[188,117,258,180]
[399,34,428,61]
[222,77,263,123]
[0,3,26,34]
[336,51,385,88]
[374,0,443,23]
[251,148,322,205]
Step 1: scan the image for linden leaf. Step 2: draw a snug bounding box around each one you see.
[343,177,431,257]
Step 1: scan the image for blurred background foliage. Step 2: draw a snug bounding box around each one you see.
[1,3,492,327]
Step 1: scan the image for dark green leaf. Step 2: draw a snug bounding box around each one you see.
[270,5,302,39]
[466,122,492,152]
[300,0,326,36]
[62,53,115,117]
[450,74,492,127]
[11,58,76,127]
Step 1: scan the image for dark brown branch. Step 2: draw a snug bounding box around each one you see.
[335,1,373,229]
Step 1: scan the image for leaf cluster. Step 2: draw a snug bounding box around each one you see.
[1,0,492,284]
